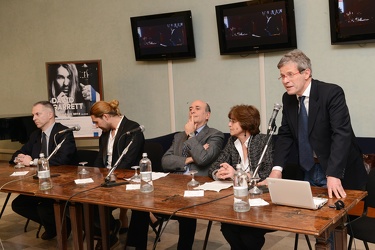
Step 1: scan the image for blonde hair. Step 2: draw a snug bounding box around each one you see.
[90,100,122,117]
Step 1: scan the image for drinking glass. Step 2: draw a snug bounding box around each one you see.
[78,161,89,177]
[130,166,141,182]
[14,157,25,169]
[248,177,263,195]
[187,170,200,190]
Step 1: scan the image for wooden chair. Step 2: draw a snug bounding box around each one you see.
[347,167,375,250]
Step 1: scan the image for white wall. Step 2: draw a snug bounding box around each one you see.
[0,0,374,154]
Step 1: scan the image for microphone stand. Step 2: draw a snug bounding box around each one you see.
[102,139,134,187]
[33,136,67,179]
[248,126,276,195]
[47,137,67,161]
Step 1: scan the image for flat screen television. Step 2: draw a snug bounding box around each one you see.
[329,0,375,45]
[130,10,196,61]
[215,0,297,55]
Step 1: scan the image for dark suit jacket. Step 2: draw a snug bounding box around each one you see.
[10,122,77,166]
[274,79,367,190]
[94,116,144,169]
[162,125,224,176]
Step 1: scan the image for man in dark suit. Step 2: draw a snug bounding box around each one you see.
[268,49,367,198]
[90,99,148,250]
[162,99,224,250]
[10,101,77,240]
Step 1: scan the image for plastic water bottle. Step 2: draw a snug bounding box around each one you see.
[233,164,250,212]
[140,153,153,193]
[38,153,52,190]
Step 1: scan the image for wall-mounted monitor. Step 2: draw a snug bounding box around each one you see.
[215,0,297,55]
[130,10,196,61]
[329,0,375,45]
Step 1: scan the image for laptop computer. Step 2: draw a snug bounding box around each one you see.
[267,178,328,210]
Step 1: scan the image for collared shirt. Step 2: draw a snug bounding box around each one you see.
[42,122,55,156]
[273,80,313,172]
[234,136,250,172]
[106,116,124,169]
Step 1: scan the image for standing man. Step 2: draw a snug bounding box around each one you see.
[90,99,148,250]
[162,99,224,250]
[268,49,367,197]
[10,101,77,240]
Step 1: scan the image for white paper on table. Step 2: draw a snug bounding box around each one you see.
[74,178,94,184]
[10,171,29,176]
[197,181,233,192]
[125,172,169,183]
[184,190,204,197]
[249,198,269,206]
[126,184,141,190]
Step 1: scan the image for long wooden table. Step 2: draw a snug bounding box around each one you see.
[0,162,367,250]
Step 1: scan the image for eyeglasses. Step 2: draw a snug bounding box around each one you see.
[278,69,305,80]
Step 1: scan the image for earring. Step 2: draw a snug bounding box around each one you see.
[244,131,246,137]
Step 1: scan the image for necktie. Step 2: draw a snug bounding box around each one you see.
[41,132,48,156]
[298,96,314,171]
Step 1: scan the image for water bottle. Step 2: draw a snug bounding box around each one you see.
[38,153,52,190]
[140,153,153,193]
[233,164,250,212]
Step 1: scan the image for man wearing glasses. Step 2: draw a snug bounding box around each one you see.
[267,49,366,196]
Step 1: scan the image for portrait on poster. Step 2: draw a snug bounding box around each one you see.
[46,60,103,137]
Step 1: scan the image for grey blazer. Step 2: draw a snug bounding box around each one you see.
[162,125,224,176]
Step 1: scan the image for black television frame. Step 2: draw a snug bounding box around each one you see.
[215,0,297,55]
[329,0,375,45]
[130,10,196,61]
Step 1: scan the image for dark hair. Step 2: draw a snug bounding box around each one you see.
[33,101,56,117]
[205,102,211,113]
[228,105,260,135]
[90,99,121,117]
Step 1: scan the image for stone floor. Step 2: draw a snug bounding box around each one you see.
[0,192,373,250]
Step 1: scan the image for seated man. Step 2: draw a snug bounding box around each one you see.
[161,99,224,250]
[90,99,148,250]
[10,101,77,240]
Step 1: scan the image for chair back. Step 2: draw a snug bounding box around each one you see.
[143,141,165,172]
[366,167,375,209]
[75,149,99,167]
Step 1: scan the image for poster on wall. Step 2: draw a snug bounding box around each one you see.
[46,60,103,138]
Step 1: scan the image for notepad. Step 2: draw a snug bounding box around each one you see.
[267,178,328,210]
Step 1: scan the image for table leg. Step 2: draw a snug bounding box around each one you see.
[83,203,95,250]
[54,201,68,250]
[69,202,84,250]
[334,225,347,250]
[99,205,110,250]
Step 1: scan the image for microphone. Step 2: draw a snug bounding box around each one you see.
[58,125,81,134]
[125,125,145,135]
[267,103,282,135]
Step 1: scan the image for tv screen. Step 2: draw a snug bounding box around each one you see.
[215,0,297,55]
[329,0,375,45]
[130,10,196,61]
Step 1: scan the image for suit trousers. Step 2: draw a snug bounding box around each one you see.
[221,223,272,250]
[176,217,197,250]
[12,194,56,234]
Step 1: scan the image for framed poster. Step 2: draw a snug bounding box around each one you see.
[46,60,103,138]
